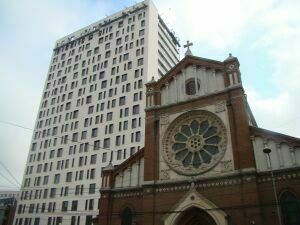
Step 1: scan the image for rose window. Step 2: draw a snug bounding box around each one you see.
[162,110,227,175]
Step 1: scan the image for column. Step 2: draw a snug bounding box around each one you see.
[276,143,284,167]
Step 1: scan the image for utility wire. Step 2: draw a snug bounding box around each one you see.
[0,171,19,187]
[0,160,22,187]
[0,119,140,159]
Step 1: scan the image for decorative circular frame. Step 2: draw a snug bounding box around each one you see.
[162,110,227,175]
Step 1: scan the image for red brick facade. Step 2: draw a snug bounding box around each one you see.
[95,55,300,225]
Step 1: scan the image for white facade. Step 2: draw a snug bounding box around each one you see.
[14,1,179,225]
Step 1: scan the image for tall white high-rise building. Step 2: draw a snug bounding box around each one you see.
[14,1,180,225]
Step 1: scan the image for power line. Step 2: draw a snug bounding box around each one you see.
[0,160,22,187]
[0,171,19,188]
[0,120,33,131]
[0,119,141,159]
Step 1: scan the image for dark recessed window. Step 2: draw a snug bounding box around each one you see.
[185,79,200,95]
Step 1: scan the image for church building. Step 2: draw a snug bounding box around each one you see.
[95,48,300,225]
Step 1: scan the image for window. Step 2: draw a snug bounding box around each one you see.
[132,118,137,129]
[139,29,145,36]
[54,174,60,184]
[138,79,143,88]
[66,172,72,182]
[50,188,56,198]
[105,42,110,50]
[71,200,78,211]
[123,53,129,61]
[130,147,135,156]
[123,121,128,130]
[50,150,55,158]
[124,108,129,117]
[102,152,107,162]
[94,47,99,54]
[29,204,34,213]
[79,170,84,180]
[121,74,127,82]
[57,148,63,157]
[103,138,110,148]
[91,128,98,138]
[105,50,111,58]
[61,201,68,212]
[81,131,87,140]
[117,150,122,160]
[116,136,121,146]
[101,80,107,89]
[79,156,84,166]
[116,38,122,45]
[86,95,92,104]
[94,140,100,150]
[185,79,200,95]
[107,112,113,121]
[133,93,138,101]
[132,105,140,115]
[89,183,96,194]
[43,176,49,185]
[108,124,114,134]
[119,96,126,106]
[72,133,78,142]
[137,58,143,66]
[88,106,94,114]
[64,186,69,196]
[136,131,141,142]
[90,169,95,179]
[99,71,105,79]
[87,50,92,57]
[90,154,97,164]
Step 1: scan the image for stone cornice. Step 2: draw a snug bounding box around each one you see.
[102,167,300,199]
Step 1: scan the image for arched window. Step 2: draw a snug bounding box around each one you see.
[185,79,200,95]
[280,191,300,225]
[121,207,133,225]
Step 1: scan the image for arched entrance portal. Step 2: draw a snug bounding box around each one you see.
[175,207,217,225]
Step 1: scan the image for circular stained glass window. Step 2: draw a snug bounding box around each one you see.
[162,110,227,175]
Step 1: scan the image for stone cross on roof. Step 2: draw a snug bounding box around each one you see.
[184,40,193,56]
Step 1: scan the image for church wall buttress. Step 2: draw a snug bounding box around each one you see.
[144,111,160,181]
[226,88,255,170]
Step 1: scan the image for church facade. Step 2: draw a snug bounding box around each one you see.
[95,54,300,225]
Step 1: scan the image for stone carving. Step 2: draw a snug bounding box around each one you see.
[160,169,170,180]
[220,160,233,172]
[160,114,170,125]
[226,62,238,72]
[162,110,227,176]
[215,101,226,113]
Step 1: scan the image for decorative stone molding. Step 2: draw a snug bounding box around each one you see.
[162,110,227,176]
[112,191,143,198]
[215,101,226,113]
[160,114,170,125]
[160,169,170,180]
[226,62,239,73]
[257,171,300,183]
[220,160,233,172]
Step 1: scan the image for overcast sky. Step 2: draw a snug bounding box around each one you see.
[0,0,299,189]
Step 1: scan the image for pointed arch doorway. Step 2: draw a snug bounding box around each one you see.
[163,188,227,225]
[175,207,217,225]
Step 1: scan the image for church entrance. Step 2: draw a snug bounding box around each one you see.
[175,207,217,225]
